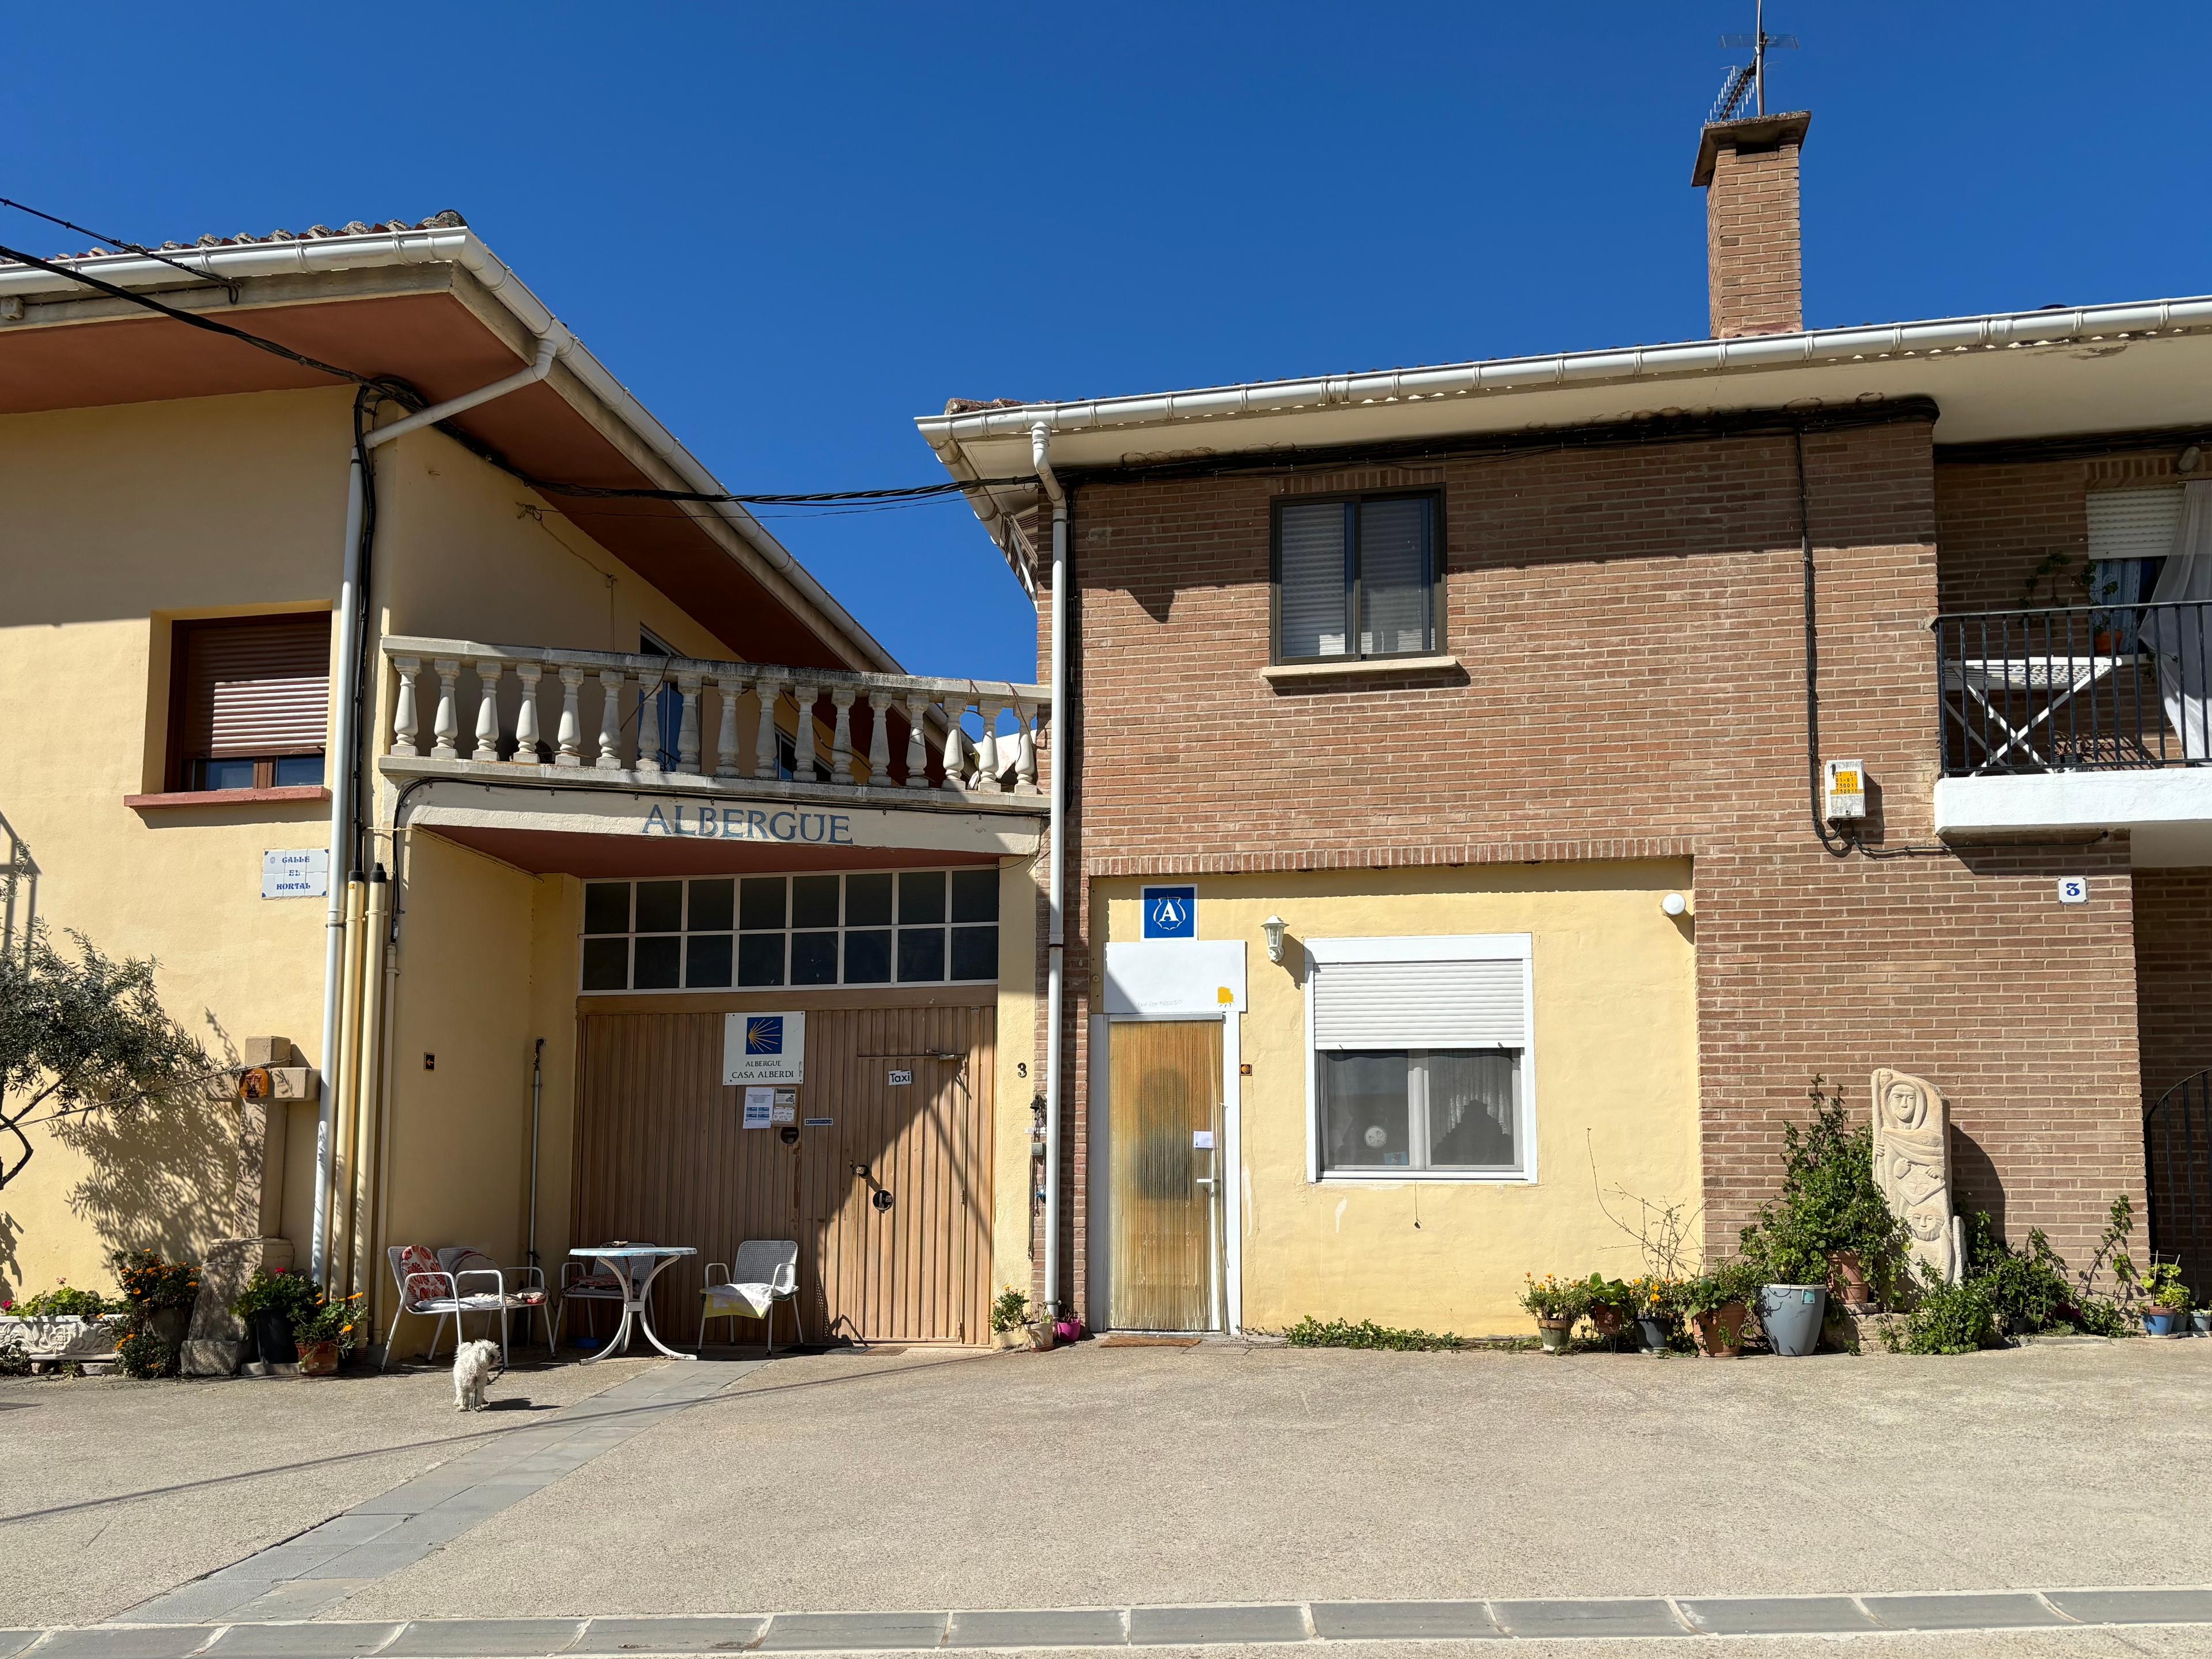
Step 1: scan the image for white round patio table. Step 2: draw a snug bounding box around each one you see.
[569,1244,698,1363]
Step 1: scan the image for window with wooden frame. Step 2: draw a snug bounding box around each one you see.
[1271,491,1442,664]
[168,613,332,792]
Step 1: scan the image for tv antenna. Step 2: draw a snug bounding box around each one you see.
[1711,0,1798,122]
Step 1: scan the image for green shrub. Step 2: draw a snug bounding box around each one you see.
[1285,1316,1461,1351]
[1518,1275,1589,1321]
[231,1267,319,1325]
[111,1249,198,1312]
[1889,1274,1999,1354]
[989,1287,1031,1334]
[1679,1258,1763,1316]
[1738,1075,1910,1301]
[1960,1213,2071,1335]
[113,1323,178,1378]
[7,1282,114,1319]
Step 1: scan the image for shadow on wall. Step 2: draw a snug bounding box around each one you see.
[1949,1123,2006,1244]
[52,1017,243,1269]
[0,1209,20,1301]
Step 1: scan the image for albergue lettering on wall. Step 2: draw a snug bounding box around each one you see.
[641,803,853,844]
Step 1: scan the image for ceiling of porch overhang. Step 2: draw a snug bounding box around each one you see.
[0,288,854,672]
[422,823,999,878]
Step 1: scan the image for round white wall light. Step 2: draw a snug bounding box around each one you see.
[1662,892,1688,917]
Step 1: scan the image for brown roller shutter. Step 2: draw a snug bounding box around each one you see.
[172,613,332,782]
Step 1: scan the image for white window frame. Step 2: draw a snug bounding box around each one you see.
[1302,933,1536,1186]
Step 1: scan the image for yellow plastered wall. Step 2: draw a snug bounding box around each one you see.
[989,853,1041,1305]
[0,389,351,1300]
[0,384,740,1305]
[1096,862,1699,1336]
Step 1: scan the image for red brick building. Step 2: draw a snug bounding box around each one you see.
[921,111,2212,1335]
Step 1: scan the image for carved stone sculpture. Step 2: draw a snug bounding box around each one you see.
[1872,1067,1960,1286]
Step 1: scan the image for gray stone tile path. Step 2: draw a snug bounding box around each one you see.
[117,1362,754,1630]
[14,1588,2212,1656]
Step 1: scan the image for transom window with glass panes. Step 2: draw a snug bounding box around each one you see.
[1272,492,1440,664]
[580,869,999,992]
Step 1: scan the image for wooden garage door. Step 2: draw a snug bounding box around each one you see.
[573,1003,994,1345]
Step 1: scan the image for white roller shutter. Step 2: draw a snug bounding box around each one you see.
[2088,486,2184,563]
[1311,957,1526,1050]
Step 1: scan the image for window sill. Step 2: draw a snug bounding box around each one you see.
[1261,654,1461,684]
[125,786,331,810]
[1316,1170,1533,1185]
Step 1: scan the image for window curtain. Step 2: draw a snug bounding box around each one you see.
[2147,480,2212,759]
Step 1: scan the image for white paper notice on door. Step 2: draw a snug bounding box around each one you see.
[1192,1129,1215,1150]
[743,1087,775,1129]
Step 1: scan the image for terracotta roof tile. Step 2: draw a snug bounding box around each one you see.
[11,210,468,265]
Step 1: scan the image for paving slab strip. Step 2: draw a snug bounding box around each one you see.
[21,1588,2212,1656]
[118,1362,756,1629]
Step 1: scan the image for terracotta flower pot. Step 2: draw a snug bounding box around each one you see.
[297,1340,341,1377]
[1690,1301,1747,1358]
[1587,1305,1626,1340]
[1535,1315,1574,1354]
[1827,1251,1873,1310]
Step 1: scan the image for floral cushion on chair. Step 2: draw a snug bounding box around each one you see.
[396,1244,446,1310]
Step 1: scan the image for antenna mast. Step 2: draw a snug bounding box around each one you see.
[1711,5,1799,125]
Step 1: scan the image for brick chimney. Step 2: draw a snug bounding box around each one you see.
[1693,111,1810,339]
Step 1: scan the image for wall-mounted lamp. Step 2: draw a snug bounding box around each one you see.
[1661,892,1688,918]
[1262,915,1288,964]
[2181,445,2203,475]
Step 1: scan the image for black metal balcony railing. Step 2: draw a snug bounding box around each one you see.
[1935,600,2212,777]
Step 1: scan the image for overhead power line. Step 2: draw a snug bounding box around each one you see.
[0,200,1031,507]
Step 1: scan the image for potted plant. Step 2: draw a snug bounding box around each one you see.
[2139,1261,2190,1337]
[1626,1276,1679,1355]
[1520,1274,1588,1354]
[291,1291,362,1376]
[1580,1275,1633,1346]
[1741,1077,1910,1317]
[1743,1223,1831,1358]
[989,1287,1032,1351]
[0,1282,127,1369]
[232,1268,317,1366]
[1680,1261,1760,1358]
[112,1249,199,1351]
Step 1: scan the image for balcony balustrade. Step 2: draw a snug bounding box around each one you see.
[1936,600,2212,777]
[379,636,1046,802]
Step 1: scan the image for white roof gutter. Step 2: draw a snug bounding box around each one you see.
[0,228,903,675]
[918,294,2212,453]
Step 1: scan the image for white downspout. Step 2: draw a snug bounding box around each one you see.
[1032,424,1068,1319]
[309,331,566,1286]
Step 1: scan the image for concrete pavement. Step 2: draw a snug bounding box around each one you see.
[340,1336,2212,1620]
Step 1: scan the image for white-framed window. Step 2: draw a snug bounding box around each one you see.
[1304,934,1534,1183]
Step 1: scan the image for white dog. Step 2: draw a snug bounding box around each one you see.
[451,1339,502,1411]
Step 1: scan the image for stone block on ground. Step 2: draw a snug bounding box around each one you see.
[184,1237,295,1377]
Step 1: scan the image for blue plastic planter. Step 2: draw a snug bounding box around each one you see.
[1759,1283,1828,1356]
[2145,1309,2180,1337]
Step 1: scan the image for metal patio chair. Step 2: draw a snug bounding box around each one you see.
[699,1240,804,1355]
[555,1256,635,1350]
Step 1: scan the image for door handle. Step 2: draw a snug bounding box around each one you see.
[1193,1175,1217,1189]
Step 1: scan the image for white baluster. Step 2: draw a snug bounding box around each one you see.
[636,671,665,776]
[471,660,504,763]
[830,689,856,784]
[792,683,818,780]
[939,699,969,790]
[390,656,421,757]
[975,695,1003,796]
[865,690,891,786]
[1014,701,1039,796]
[675,672,703,775]
[556,667,584,767]
[904,692,929,789]
[431,660,461,760]
[714,676,747,779]
[513,662,544,764]
[596,669,624,770]
[753,676,782,781]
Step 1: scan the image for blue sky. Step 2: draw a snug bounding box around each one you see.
[11,4,2210,681]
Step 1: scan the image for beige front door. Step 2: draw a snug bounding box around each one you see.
[1107,1020,1225,1332]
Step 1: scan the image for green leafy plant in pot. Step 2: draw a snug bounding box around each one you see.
[232,1268,319,1366]
[1579,1274,1634,1346]
[1679,1260,1762,1358]
[1520,1274,1589,1354]
[2139,1260,2191,1337]
[291,1291,362,1377]
[1626,1275,1681,1355]
[1741,1076,1910,1317]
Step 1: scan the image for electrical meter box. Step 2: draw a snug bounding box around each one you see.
[1824,758,1868,821]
